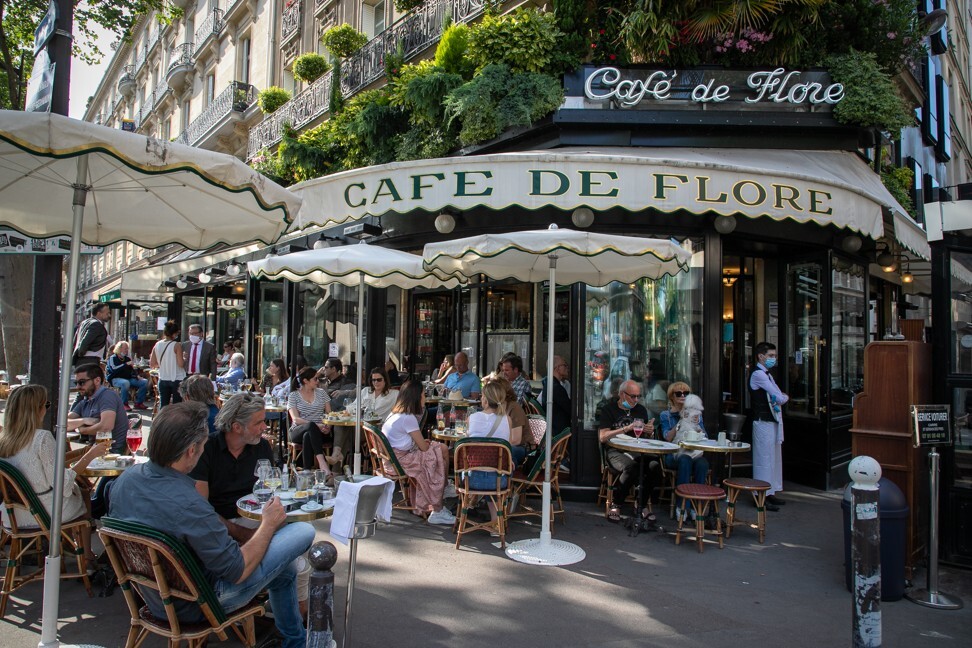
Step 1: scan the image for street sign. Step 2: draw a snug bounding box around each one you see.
[25,50,55,113]
[99,289,121,303]
[121,119,135,132]
[33,0,57,56]
[0,229,103,255]
[911,404,953,447]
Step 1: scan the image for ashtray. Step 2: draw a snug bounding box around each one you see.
[116,456,136,467]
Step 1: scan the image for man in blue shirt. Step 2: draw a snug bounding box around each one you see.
[443,351,481,399]
[749,341,789,511]
[69,363,129,454]
[110,402,314,648]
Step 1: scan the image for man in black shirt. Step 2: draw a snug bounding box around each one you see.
[599,379,657,524]
[191,393,273,543]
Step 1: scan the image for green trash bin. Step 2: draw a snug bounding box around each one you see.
[841,477,908,601]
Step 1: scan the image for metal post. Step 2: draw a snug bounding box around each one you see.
[849,456,882,648]
[905,448,963,609]
[342,535,359,648]
[306,541,338,648]
[352,276,364,475]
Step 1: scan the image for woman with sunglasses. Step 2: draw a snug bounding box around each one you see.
[287,367,333,474]
[659,382,710,519]
[336,366,399,467]
[0,385,108,564]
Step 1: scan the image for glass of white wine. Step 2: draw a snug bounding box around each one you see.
[95,428,112,445]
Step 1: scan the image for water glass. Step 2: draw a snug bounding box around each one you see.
[253,480,272,504]
[254,459,272,479]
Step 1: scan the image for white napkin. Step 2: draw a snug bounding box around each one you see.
[329,476,394,545]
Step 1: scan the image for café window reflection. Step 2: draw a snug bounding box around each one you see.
[950,252,972,373]
[582,238,703,429]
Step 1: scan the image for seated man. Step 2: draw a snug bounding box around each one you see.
[191,393,274,543]
[320,358,355,409]
[443,351,481,399]
[501,355,532,405]
[110,402,314,648]
[598,379,657,525]
[69,362,129,455]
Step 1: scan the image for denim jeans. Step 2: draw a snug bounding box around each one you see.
[214,522,315,648]
[665,453,710,510]
[111,377,148,404]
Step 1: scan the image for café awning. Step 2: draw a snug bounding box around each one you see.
[119,243,261,302]
[289,147,927,258]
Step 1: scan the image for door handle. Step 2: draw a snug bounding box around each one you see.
[817,405,828,414]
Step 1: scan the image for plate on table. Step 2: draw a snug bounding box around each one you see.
[301,501,324,512]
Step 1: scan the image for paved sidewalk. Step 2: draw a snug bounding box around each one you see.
[1,480,970,647]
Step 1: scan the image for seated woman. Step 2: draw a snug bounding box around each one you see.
[382,381,455,525]
[659,383,710,519]
[464,381,515,531]
[483,376,527,465]
[287,367,333,475]
[179,374,219,434]
[433,354,455,385]
[217,342,234,368]
[106,341,149,411]
[216,353,247,389]
[338,366,399,467]
[0,385,108,564]
[258,359,291,401]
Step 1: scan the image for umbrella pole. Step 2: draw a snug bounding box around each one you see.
[40,156,89,648]
[505,254,585,566]
[353,277,364,475]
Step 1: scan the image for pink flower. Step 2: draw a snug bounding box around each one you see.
[887,32,897,39]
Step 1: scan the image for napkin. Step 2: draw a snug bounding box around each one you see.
[329,476,394,545]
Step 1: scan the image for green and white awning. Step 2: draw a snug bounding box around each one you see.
[290,147,928,259]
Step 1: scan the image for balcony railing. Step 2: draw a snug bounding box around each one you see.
[194,8,226,54]
[153,80,171,107]
[248,0,486,158]
[167,42,194,74]
[117,64,137,97]
[175,81,256,146]
[282,0,301,43]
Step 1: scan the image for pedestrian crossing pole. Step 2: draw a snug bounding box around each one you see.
[849,456,882,648]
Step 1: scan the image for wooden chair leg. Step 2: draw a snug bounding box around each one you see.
[725,486,740,539]
[754,490,768,544]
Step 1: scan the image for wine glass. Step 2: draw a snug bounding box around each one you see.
[632,418,645,439]
[267,467,283,494]
[254,459,271,479]
[126,428,143,455]
[253,479,272,505]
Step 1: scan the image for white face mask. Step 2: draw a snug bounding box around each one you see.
[189,335,201,344]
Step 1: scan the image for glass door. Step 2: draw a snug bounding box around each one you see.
[411,291,455,380]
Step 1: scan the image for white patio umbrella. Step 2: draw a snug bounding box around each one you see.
[424,225,692,566]
[0,110,300,647]
[247,242,465,475]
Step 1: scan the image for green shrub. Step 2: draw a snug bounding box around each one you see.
[257,87,291,114]
[394,64,464,126]
[293,53,331,84]
[881,166,917,219]
[434,23,476,79]
[826,50,913,135]
[320,23,369,59]
[444,64,563,146]
[346,89,410,165]
[249,149,289,186]
[466,8,563,74]
[394,0,425,12]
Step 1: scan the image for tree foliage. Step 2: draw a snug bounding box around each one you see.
[466,8,563,74]
[826,49,913,135]
[320,23,368,59]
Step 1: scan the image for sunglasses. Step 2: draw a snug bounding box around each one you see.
[76,378,92,386]
[672,391,691,398]
[621,390,642,399]
[371,377,384,382]
[44,400,52,410]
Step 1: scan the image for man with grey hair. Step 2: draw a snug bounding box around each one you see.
[181,323,218,379]
[191,393,274,542]
[111,402,314,648]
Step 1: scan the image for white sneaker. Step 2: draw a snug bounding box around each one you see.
[443,481,457,499]
[428,508,456,525]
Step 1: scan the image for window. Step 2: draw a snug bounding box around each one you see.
[923,57,940,145]
[362,0,386,39]
[239,36,251,84]
[937,74,952,161]
[161,117,171,141]
[181,100,191,130]
[950,251,972,373]
[204,71,216,107]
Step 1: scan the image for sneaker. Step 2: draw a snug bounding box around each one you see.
[133,403,149,411]
[442,481,457,499]
[427,508,456,525]
[123,404,132,411]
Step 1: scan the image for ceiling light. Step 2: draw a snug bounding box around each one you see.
[713,215,737,234]
[176,277,188,289]
[902,270,914,283]
[198,271,212,284]
[876,249,894,267]
[571,207,595,228]
[226,263,242,276]
[841,235,863,253]
[919,9,948,36]
[434,212,456,234]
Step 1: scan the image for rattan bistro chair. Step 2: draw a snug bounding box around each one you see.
[508,429,571,529]
[0,459,93,619]
[362,422,417,512]
[98,517,264,648]
[453,439,514,549]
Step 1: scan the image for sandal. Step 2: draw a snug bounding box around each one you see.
[606,506,622,523]
[325,449,344,467]
[640,509,657,523]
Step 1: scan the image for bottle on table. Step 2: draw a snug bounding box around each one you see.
[449,404,457,428]
[436,404,446,431]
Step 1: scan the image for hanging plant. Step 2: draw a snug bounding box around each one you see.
[257,87,291,114]
[825,50,913,136]
[293,53,331,84]
[394,0,425,12]
[320,24,369,60]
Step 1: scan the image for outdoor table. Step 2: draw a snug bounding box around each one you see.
[77,455,149,478]
[236,495,334,523]
[432,428,468,476]
[425,397,479,407]
[606,436,678,524]
[679,438,751,481]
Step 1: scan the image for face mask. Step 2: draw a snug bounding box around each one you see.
[764,357,777,369]
[189,335,201,344]
[620,399,633,410]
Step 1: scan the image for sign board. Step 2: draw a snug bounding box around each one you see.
[99,289,121,303]
[25,50,54,113]
[0,229,102,255]
[328,343,339,358]
[33,0,57,55]
[911,404,952,447]
[121,119,136,132]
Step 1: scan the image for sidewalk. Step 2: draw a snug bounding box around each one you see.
[2,480,970,647]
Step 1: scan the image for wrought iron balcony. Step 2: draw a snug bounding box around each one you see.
[248,0,486,158]
[153,80,171,108]
[166,43,194,91]
[180,81,256,147]
[194,8,226,54]
[117,65,136,97]
[282,0,301,43]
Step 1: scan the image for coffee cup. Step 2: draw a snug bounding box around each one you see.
[717,432,727,446]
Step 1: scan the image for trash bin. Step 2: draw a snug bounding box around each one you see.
[841,477,908,601]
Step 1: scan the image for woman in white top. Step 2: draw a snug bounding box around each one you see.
[340,366,399,466]
[0,385,108,563]
[149,320,186,408]
[464,381,514,528]
[287,367,333,473]
[381,381,454,525]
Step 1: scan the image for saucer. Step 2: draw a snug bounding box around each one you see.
[301,502,323,512]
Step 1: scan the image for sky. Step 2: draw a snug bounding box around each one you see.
[68,23,112,119]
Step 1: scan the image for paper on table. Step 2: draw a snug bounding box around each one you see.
[329,476,394,545]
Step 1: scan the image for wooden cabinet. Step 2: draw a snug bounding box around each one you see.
[850,341,931,576]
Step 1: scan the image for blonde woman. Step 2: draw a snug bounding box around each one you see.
[0,385,108,563]
[465,380,515,531]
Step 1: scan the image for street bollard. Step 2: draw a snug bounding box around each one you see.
[306,541,339,648]
[849,456,882,648]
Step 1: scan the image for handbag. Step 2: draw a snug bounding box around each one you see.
[526,416,547,446]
